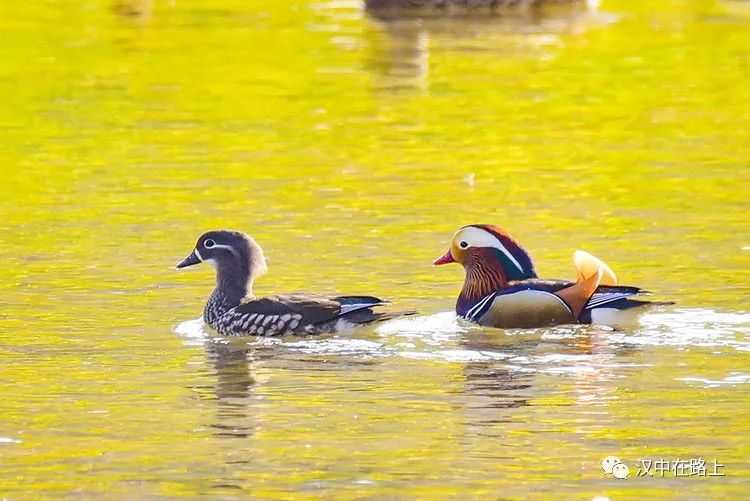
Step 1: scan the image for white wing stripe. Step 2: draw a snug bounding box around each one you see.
[467,294,493,319]
[586,292,633,309]
[340,302,381,315]
[467,292,497,320]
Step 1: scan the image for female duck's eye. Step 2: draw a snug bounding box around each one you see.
[459,241,469,249]
[204,239,215,248]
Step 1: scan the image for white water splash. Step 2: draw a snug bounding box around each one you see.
[400,349,513,363]
[282,338,386,358]
[679,372,750,388]
[376,311,470,343]
[174,308,750,375]
[609,309,750,350]
[174,317,210,346]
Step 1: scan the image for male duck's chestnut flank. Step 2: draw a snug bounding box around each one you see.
[434,224,667,329]
[177,230,405,336]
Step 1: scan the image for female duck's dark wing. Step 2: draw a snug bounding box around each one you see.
[218,294,389,336]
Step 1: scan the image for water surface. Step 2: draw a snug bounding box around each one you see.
[1,0,749,498]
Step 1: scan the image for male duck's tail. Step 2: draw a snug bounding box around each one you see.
[574,250,617,286]
[556,251,611,319]
[560,250,672,328]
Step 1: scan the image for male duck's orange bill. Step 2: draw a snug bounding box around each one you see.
[433,250,455,266]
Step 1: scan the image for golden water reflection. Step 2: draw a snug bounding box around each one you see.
[1,0,749,497]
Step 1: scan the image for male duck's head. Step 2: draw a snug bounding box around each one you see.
[434,224,537,283]
[177,230,267,294]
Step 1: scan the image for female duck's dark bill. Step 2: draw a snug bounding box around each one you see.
[176,249,202,269]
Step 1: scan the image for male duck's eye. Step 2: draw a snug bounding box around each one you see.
[204,239,215,248]
[459,241,468,249]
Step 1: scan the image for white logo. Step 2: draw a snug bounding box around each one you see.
[612,462,630,479]
[601,456,629,479]
[601,456,620,474]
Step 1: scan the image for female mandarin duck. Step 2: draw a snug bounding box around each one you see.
[177,230,406,336]
[434,224,661,329]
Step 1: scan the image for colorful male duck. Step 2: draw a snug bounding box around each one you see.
[177,230,406,336]
[434,224,661,329]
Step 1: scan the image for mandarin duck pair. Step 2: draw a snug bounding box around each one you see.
[177,226,662,337]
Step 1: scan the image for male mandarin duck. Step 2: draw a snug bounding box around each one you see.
[177,230,407,336]
[434,224,662,329]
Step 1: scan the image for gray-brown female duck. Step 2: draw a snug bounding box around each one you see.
[177,230,405,336]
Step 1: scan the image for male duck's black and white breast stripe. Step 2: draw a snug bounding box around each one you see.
[205,294,390,337]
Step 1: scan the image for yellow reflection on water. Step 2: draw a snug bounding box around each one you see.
[1,0,749,498]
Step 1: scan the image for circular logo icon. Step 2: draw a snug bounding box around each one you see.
[601,456,620,474]
[612,462,630,479]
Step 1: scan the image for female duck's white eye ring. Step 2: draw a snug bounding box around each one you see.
[459,241,469,249]
[204,239,216,248]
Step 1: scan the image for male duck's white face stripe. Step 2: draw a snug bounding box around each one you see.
[194,248,204,261]
[457,227,524,274]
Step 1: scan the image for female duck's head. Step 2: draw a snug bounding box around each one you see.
[434,224,537,284]
[177,230,267,295]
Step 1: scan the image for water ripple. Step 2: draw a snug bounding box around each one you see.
[679,372,750,388]
[175,308,750,373]
[614,309,750,351]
